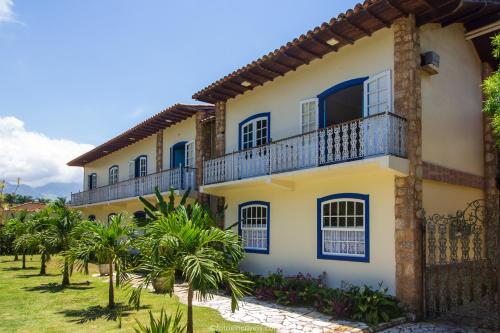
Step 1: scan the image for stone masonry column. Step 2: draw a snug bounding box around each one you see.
[156,129,164,172]
[215,101,226,228]
[195,111,211,204]
[481,62,500,306]
[393,14,424,319]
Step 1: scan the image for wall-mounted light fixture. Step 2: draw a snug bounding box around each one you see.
[421,51,440,75]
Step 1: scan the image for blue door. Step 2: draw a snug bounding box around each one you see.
[170,141,187,168]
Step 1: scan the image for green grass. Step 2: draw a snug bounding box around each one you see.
[0,255,273,333]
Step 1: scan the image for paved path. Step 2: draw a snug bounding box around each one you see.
[379,322,492,333]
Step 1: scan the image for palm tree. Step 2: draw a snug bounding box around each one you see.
[47,198,82,285]
[130,204,251,333]
[4,210,30,268]
[66,214,134,308]
[25,208,55,275]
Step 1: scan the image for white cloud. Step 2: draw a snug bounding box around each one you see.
[0,116,94,187]
[0,0,15,23]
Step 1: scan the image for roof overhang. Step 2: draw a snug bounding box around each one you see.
[67,104,214,167]
[193,0,500,104]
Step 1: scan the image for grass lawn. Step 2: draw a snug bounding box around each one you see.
[0,255,273,333]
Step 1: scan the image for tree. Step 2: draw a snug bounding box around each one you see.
[46,198,82,285]
[23,208,55,275]
[484,34,500,142]
[4,210,30,267]
[130,204,251,333]
[67,214,134,308]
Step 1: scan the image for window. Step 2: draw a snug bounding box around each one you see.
[364,70,391,116]
[300,98,318,133]
[109,165,119,185]
[135,155,147,178]
[88,215,96,221]
[238,201,270,254]
[185,141,195,168]
[88,173,97,190]
[238,113,270,149]
[317,193,369,262]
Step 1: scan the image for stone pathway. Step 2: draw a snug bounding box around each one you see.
[378,322,493,333]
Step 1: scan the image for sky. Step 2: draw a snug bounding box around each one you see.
[0,0,360,187]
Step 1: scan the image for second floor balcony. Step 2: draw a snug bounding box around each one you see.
[71,167,196,206]
[203,112,407,186]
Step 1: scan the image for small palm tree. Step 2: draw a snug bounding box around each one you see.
[67,214,134,308]
[47,198,82,285]
[4,210,30,268]
[134,307,185,333]
[27,208,55,275]
[130,204,251,333]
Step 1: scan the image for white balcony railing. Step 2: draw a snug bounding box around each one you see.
[203,112,406,185]
[71,167,196,206]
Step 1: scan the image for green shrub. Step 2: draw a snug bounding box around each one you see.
[134,307,185,333]
[348,283,400,325]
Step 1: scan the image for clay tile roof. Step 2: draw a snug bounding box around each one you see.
[9,202,46,212]
[67,104,214,167]
[193,0,500,104]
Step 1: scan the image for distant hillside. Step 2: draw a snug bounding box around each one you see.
[3,182,82,200]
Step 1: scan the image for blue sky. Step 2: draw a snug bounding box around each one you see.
[0,0,359,186]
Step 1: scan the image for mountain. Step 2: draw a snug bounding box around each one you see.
[3,182,82,200]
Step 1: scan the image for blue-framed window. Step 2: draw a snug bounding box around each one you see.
[135,155,147,178]
[238,201,270,254]
[88,173,97,190]
[317,193,369,262]
[170,141,187,169]
[109,165,119,185]
[238,113,270,150]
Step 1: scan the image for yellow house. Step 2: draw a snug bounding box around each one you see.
[192,0,499,318]
[67,104,215,222]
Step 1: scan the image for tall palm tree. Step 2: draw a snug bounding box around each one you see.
[47,198,82,285]
[66,214,134,308]
[25,208,55,275]
[130,204,251,333]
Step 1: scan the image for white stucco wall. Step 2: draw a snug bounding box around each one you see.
[420,23,484,176]
[224,28,394,154]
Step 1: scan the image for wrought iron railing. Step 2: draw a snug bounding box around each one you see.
[203,112,406,185]
[70,167,196,206]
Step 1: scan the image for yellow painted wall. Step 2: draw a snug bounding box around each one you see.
[420,23,483,176]
[222,170,398,294]
[82,116,197,190]
[225,28,394,153]
[422,180,484,216]
[83,135,157,189]
[163,117,196,169]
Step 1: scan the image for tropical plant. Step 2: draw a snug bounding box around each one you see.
[66,214,134,308]
[139,187,191,222]
[25,208,56,275]
[134,307,185,333]
[130,204,252,333]
[46,197,83,285]
[348,283,400,325]
[483,34,500,143]
[4,210,30,267]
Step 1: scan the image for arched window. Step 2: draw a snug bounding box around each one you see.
[108,213,117,222]
[238,113,270,149]
[109,165,119,185]
[317,193,369,262]
[238,201,270,254]
[88,215,96,221]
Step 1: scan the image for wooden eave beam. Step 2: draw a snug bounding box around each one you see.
[206,91,230,101]
[271,58,297,71]
[344,17,372,36]
[213,87,237,98]
[223,81,248,93]
[295,44,322,59]
[365,7,392,28]
[258,64,284,77]
[386,0,409,16]
[310,36,338,52]
[283,51,309,65]
[249,68,275,81]
[327,27,355,45]
[239,74,264,86]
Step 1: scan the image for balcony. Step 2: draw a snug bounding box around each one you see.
[71,167,196,206]
[203,112,406,186]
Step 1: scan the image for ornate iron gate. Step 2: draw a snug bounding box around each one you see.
[423,200,498,328]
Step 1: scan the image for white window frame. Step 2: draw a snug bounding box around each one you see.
[185,140,195,168]
[299,98,319,133]
[239,202,269,253]
[139,156,147,177]
[240,116,269,149]
[363,69,392,116]
[318,195,369,262]
[109,166,119,185]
